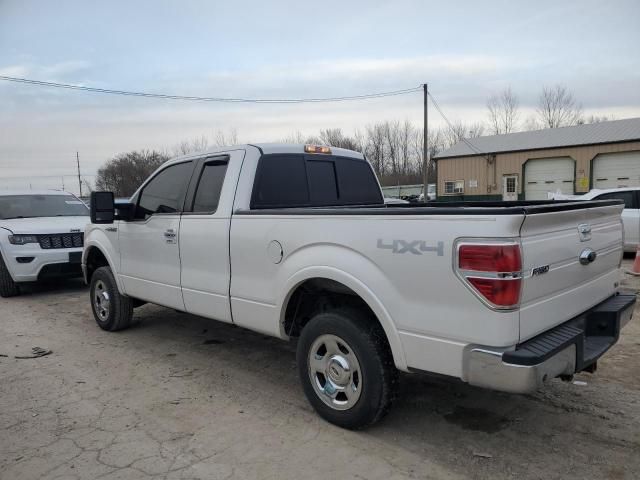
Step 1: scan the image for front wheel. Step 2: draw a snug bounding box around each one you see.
[90,266,133,331]
[0,253,20,298]
[296,308,397,429]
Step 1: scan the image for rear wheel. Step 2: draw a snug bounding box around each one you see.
[297,308,397,429]
[0,253,20,298]
[90,266,133,331]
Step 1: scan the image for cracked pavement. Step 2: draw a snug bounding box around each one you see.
[1,261,639,479]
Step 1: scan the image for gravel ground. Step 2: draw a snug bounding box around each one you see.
[1,260,639,480]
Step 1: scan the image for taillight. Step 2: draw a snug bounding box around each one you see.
[456,241,522,310]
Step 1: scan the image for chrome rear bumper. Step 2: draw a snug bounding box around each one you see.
[465,294,635,394]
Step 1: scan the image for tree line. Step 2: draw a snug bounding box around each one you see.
[96,84,616,196]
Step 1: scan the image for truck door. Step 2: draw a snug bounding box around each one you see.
[118,160,195,310]
[179,151,243,323]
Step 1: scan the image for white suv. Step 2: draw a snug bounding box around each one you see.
[0,190,89,297]
[575,188,639,252]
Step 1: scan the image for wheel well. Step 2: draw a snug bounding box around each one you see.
[284,278,387,341]
[85,247,109,282]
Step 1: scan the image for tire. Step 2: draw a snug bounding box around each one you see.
[297,307,398,429]
[0,252,20,298]
[90,266,133,331]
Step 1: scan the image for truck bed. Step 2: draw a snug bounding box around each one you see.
[237,199,623,215]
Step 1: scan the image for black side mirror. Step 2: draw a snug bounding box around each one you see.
[90,192,115,224]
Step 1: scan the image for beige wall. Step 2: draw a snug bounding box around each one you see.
[437,141,640,197]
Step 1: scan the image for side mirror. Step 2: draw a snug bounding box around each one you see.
[90,191,115,224]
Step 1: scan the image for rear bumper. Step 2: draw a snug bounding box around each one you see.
[466,294,635,393]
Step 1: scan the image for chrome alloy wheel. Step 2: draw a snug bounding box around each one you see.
[93,280,111,321]
[308,334,362,410]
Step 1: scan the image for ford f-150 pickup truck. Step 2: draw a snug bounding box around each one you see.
[83,144,635,429]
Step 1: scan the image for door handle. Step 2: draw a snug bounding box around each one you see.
[164,229,177,244]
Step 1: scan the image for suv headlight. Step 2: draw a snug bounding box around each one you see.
[8,235,39,245]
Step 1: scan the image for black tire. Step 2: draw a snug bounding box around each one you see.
[297,307,398,429]
[90,266,133,331]
[0,253,20,298]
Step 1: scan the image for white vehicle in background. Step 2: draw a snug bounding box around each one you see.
[550,188,639,253]
[83,144,634,429]
[0,190,89,297]
[418,183,436,202]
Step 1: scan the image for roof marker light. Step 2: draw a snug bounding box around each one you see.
[304,145,332,154]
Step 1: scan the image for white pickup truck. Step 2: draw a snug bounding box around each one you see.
[83,144,635,429]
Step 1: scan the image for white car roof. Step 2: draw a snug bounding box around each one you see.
[581,187,640,199]
[0,189,75,197]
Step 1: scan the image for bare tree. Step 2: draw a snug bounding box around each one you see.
[537,85,583,128]
[365,123,386,177]
[214,128,239,146]
[487,87,519,134]
[319,128,358,150]
[582,114,616,124]
[441,121,484,147]
[521,115,541,131]
[95,150,170,197]
[173,135,210,156]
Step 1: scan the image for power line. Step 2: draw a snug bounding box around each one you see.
[0,75,422,104]
[427,91,486,156]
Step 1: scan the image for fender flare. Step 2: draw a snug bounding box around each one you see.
[82,239,125,294]
[279,266,408,372]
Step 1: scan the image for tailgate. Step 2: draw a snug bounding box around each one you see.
[519,202,624,341]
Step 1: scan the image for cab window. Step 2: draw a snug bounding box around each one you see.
[136,162,193,219]
[191,160,229,213]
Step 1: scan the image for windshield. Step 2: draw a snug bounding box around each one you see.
[0,195,89,219]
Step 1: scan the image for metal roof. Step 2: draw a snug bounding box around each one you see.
[435,117,640,159]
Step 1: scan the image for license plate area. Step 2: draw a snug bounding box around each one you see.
[69,251,82,264]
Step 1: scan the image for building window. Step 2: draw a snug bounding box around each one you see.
[444,180,464,195]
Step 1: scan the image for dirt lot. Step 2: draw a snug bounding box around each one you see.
[1,261,639,480]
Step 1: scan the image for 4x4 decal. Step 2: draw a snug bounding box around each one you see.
[377,239,444,256]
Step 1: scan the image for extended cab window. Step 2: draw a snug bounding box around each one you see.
[595,191,636,208]
[191,160,228,213]
[251,154,382,209]
[136,161,193,219]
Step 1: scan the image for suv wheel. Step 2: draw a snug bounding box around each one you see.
[296,308,397,429]
[90,266,133,331]
[0,253,20,298]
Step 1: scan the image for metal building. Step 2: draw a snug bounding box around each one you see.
[434,117,640,201]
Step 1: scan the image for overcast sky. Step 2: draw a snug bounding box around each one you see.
[1,0,639,194]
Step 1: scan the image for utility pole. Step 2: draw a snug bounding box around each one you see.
[76,151,83,197]
[422,83,429,202]
[62,176,65,191]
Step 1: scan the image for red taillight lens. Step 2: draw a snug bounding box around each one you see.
[467,277,521,307]
[459,244,521,272]
[457,242,522,309]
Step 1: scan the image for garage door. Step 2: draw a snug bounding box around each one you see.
[524,158,575,200]
[592,151,640,189]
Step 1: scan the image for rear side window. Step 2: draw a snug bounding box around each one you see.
[595,191,636,208]
[335,158,383,204]
[192,161,228,213]
[251,154,382,209]
[251,155,309,208]
[137,161,193,218]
